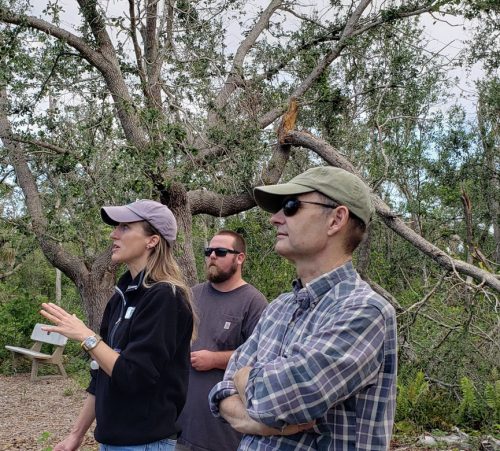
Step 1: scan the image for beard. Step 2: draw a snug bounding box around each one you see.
[206,258,238,283]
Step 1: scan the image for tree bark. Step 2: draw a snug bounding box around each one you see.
[161,182,198,286]
[80,250,116,331]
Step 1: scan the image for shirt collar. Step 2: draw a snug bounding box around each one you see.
[292,260,356,310]
[117,270,146,292]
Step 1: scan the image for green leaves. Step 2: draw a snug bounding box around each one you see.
[484,380,500,423]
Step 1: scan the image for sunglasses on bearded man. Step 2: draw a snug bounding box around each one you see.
[204,247,241,257]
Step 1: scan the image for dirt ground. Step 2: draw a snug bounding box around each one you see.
[0,374,97,451]
[0,373,434,451]
[2,373,491,451]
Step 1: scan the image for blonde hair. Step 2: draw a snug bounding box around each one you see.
[140,222,197,340]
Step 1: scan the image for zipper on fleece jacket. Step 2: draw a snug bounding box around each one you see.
[108,271,145,350]
[109,286,126,349]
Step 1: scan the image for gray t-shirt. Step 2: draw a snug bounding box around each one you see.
[178,282,268,451]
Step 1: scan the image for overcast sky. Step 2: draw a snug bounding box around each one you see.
[28,0,484,120]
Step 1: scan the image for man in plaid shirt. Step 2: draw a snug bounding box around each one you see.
[209,166,397,450]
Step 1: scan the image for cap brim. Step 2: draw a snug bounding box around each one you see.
[101,206,143,226]
[254,183,315,213]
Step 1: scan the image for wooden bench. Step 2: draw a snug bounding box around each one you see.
[5,323,68,382]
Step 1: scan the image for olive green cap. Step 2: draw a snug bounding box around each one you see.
[253,166,374,224]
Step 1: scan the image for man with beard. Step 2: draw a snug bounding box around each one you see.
[177,230,268,451]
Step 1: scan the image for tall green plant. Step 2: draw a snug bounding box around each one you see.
[396,370,429,426]
[484,370,500,425]
[458,376,481,428]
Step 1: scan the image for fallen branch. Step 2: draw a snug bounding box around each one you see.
[285,130,500,293]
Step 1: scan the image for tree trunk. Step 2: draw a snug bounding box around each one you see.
[161,182,198,286]
[79,270,115,332]
[355,223,372,277]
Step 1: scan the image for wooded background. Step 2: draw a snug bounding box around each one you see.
[0,0,498,435]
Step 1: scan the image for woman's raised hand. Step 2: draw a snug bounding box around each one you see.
[40,302,94,342]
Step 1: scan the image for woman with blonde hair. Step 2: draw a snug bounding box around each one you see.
[41,199,195,451]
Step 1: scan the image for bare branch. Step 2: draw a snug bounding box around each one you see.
[0,7,103,69]
[143,0,163,109]
[401,272,448,321]
[206,0,284,129]
[188,190,255,216]
[128,0,148,90]
[258,98,298,186]
[428,11,462,27]
[0,135,72,156]
[0,263,23,280]
[279,6,330,30]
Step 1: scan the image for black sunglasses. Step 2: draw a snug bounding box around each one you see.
[204,247,241,257]
[281,198,337,217]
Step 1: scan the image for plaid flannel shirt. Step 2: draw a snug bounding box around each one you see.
[209,261,397,450]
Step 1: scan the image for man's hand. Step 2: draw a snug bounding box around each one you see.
[220,395,315,436]
[269,421,316,436]
[191,349,234,371]
[191,350,216,371]
[191,349,214,371]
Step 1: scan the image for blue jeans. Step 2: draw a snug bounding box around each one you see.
[99,438,177,451]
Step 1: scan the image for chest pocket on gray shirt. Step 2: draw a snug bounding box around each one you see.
[214,313,243,350]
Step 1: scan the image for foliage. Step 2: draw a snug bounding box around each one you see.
[456,372,500,429]
[458,376,481,427]
[36,430,52,451]
[0,248,85,377]
[484,378,500,424]
[395,370,455,430]
[395,368,500,433]
[397,370,429,422]
[0,289,46,370]
[0,0,498,439]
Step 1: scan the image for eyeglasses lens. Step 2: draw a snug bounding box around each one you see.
[204,248,229,257]
[282,199,301,217]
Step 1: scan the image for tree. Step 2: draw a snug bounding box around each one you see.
[0,0,498,333]
[476,78,500,265]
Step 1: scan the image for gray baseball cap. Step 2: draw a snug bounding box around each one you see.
[254,166,374,224]
[101,199,177,246]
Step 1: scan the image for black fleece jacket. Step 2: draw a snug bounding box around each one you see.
[87,271,193,446]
